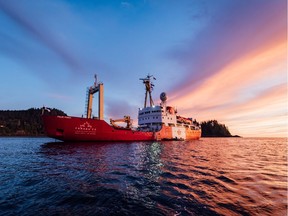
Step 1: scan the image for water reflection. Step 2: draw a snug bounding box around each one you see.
[34,138,287,215]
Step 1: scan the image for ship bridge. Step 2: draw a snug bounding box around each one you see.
[138,105,178,131]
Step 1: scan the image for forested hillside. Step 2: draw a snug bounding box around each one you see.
[201,120,232,137]
[0,108,66,136]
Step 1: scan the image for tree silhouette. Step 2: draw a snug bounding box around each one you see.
[0,108,66,136]
[201,120,232,137]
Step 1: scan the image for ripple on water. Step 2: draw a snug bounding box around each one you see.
[0,137,286,216]
[216,175,237,185]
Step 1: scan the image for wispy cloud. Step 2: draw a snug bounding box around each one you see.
[169,39,287,136]
[0,0,84,74]
[105,98,138,121]
[47,93,72,101]
[121,1,133,9]
[0,0,286,137]
[159,0,287,137]
[167,0,286,93]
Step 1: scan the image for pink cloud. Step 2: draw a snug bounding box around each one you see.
[47,93,72,101]
[167,40,287,137]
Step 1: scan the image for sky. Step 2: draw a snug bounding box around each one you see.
[0,0,287,137]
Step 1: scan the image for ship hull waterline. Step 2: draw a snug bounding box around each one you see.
[42,115,201,142]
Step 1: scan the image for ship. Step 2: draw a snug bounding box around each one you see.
[42,75,201,141]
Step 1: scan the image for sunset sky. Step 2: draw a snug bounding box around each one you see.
[0,0,287,137]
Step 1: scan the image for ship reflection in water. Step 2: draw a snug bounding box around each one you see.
[0,137,287,215]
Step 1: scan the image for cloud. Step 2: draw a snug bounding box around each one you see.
[0,0,84,74]
[47,93,72,101]
[171,40,286,107]
[158,0,287,137]
[121,1,133,9]
[104,98,139,123]
[168,39,287,136]
[0,0,286,137]
[167,0,287,94]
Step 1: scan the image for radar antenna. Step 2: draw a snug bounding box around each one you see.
[140,74,156,108]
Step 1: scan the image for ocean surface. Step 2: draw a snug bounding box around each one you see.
[0,137,286,216]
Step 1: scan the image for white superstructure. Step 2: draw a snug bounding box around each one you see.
[137,75,200,140]
[138,104,177,131]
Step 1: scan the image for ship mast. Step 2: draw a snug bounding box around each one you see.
[86,74,104,119]
[140,74,156,108]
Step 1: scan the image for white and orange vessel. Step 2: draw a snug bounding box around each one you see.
[42,75,201,141]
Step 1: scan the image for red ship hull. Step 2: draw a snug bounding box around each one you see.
[42,115,201,142]
[42,115,155,141]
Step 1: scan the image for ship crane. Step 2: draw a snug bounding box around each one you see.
[110,116,132,129]
[140,74,156,108]
[86,74,104,119]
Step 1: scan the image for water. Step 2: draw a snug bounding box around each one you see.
[0,137,286,216]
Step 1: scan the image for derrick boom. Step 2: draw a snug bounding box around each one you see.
[86,75,104,119]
